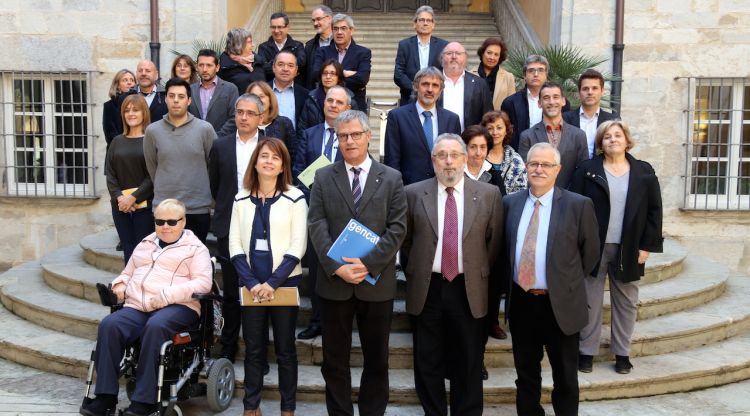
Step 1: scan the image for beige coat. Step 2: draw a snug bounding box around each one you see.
[492,67,517,110]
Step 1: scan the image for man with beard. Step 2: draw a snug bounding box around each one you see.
[401,133,503,415]
[563,69,617,158]
[437,41,492,131]
[384,67,461,186]
[188,49,239,136]
[109,60,168,137]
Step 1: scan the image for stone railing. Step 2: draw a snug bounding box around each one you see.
[246,0,284,44]
[491,0,543,49]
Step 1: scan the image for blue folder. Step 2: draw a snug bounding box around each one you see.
[327,218,381,285]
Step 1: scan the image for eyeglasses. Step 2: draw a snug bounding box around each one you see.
[236,110,261,118]
[443,51,466,57]
[416,18,434,23]
[270,25,288,30]
[338,131,367,141]
[332,26,350,33]
[526,162,558,170]
[311,16,329,23]
[154,218,183,226]
[526,67,547,75]
[433,152,465,160]
[321,71,337,77]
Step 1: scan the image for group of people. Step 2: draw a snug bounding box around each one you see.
[88,4,664,416]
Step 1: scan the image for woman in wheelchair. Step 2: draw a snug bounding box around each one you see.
[229,137,307,416]
[80,198,213,416]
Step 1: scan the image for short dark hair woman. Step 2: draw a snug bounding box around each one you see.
[476,37,516,109]
[229,137,307,416]
[296,59,357,134]
[480,110,527,196]
[570,120,663,375]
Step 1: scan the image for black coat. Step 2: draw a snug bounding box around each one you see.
[256,35,307,82]
[302,34,327,89]
[569,153,664,282]
[218,52,267,95]
[102,97,120,147]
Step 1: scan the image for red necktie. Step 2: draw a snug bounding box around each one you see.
[441,187,459,281]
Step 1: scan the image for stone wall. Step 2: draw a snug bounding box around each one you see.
[560,0,750,270]
[0,0,227,268]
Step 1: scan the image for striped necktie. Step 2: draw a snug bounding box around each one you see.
[351,167,362,211]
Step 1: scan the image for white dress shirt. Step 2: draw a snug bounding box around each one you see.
[418,37,430,69]
[344,155,372,194]
[137,86,156,107]
[320,121,339,161]
[236,130,259,189]
[464,160,492,181]
[415,102,438,145]
[514,188,554,289]
[432,177,465,274]
[442,72,465,130]
[527,89,543,127]
[579,107,600,158]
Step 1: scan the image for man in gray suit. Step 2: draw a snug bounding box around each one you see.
[401,133,503,416]
[503,142,600,416]
[518,82,588,189]
[308,110,407,416]
[188,49,239,137]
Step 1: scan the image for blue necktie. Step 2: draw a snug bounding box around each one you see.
[323,128,335,161]
[351,167,362,212]
[422,111,434,150]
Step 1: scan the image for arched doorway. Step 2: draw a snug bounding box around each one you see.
[327,0,448,13]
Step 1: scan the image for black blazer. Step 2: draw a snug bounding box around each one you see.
[257,35,307,82]
[503,187,600,335]
[302,34,327,89]
[312,40,371,111]
[383,103,461,185]
[562,107,617,128]
[437,71,493,129]
[293,122,344,196]
[102,97,120,147]
[569,153,663,282]
[501,86,571,151]
[393,35,448,105]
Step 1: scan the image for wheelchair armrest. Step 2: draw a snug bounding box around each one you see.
[192,292,223,302]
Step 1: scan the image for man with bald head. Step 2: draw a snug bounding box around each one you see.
[108,60,168,138]
[437,41,492,130]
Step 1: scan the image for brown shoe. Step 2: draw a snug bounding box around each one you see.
[281,412,295,416]
[489,323,508,340]
[243,409,262,416]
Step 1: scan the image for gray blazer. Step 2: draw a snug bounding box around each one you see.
[401,178,503,319]
[308,158,408,302]
[503,187,600,335]
[518,121,588,189]
[188,77,239,136]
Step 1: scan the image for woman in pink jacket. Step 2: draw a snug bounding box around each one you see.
[80,199,213,416]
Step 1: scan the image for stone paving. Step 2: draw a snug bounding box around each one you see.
[1,358,749,416]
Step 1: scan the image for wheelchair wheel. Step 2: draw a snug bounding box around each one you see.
[161,403,182,416]
[206,358,235,411]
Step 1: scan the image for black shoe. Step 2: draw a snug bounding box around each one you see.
[297,324,322,340]
[219,348,237,364]
[615,355,633,374]
[481,363,489,380]
[263,361,270,376]
[79,394,117,416]
[578,354,593,373]
[489,323,508,340]
[115,241,123,251]
[123,401,158,416]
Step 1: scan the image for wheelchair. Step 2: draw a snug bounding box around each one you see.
[80,274,235,416]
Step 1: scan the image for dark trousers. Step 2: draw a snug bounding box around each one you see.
[94,305,198,403]
[302,239,321,327]
[185,213,210,243]
[509,284,579,416]
[241,305,299,411]
[412,274,484,416]
[320,296,393,416]
[111,207,153,265]
[217,236,241,357]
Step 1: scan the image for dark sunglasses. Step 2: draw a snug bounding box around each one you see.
[154,218,183,226]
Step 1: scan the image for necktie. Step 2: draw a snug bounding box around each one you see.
[518,199,541,291]
[351,167,362,212]
[441,187,459,282]
[323,128,335,161]
[422,111,434,150]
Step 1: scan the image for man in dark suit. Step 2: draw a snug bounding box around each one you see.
[503,142,599,416]
[303,5,333,89]
[385,67,461,186]
[393,5,448,105]
[188,49,239,137]
[308,110,407,416]
[208,93,264,361]
[256,12,307,82]
[519,82,588,189]
[113,60,168,136]
[501,55,570,151]
[402,134,503,416]
[271,51,309,128]
[563,69,617,158]
[293,86,351,341]
[437,42,493,131]
[311,14,371,112]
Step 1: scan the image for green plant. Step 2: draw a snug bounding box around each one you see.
[504,45,618,109]
[169,36,227,58]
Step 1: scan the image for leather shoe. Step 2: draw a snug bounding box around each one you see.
[489,324,507,340]
[243,408,262,416]
[79,394,117,416]
[578,354,593,373]
[481,363,488,380]
[615,355,633,374]
[297,324,321,340]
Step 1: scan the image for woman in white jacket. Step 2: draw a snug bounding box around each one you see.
[229,137,307,416]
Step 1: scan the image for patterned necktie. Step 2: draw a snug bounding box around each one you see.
[518,199,541,291]
[351,167,362,212]
[323,127,335,161]
[422,111,434,150]
[441,187,459,282]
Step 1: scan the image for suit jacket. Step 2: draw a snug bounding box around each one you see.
[383,103,461,185]
[503,187,600,335]
[303,34,328,89]
[518,121,588,189]
[501,86,572,151]
[257,35,307,82]
[308,159,407,302]
[312,40,371,111]
[401,178,503,319]
[562,106,617,128]
[393,35,448,105]
[188,77,239,136]
[437,71,493,129]
[293,122,344,196]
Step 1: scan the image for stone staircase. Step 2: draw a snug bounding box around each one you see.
[2,229,750,406]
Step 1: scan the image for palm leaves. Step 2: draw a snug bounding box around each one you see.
[504,45,618,109]
[168,36,227,58]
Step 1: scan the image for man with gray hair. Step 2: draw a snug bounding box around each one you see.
[402,133,503,415]
[501,54,570,150]
[311,13,371,111]
[437,41,493,130]
[385,66,461,185]
[308,110,407,415]
[208,93,265,361]
[303,5,334,88]
[393,5,448,105]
